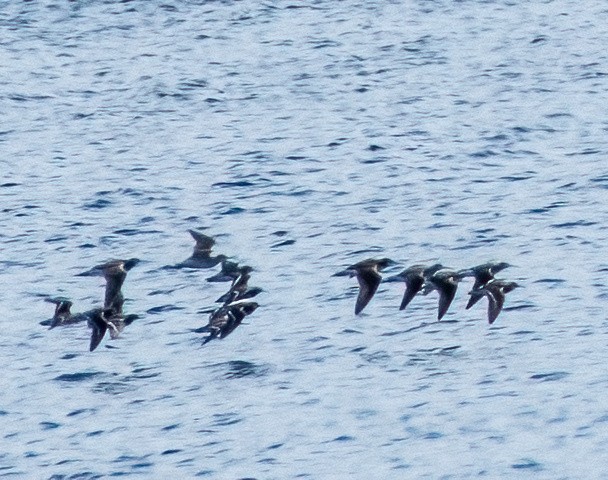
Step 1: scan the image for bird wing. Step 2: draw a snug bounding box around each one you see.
[437,281,458,320]
[473,270,493,289]
[400,275,424,311]
[355,268,381,315]
[202,329,219,345]
[220,308,246,339]
[486,287,505,324]
[466,290,484,310]
[201,311,227,345]
[189,229,215,254]
[89,316,108,352]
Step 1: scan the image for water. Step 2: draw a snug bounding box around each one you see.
[2,0,608,477]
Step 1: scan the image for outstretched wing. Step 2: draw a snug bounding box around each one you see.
[437,282,458,320]
[89,316,108,352]
[355,269,381,315]
[189,230,215,255]
[466,290,484,310]
[400,276,424,311]
[486,288,505,324]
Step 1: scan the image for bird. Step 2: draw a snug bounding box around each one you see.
[77,258,139,314]
[175,230,228,269]
[197,287,263,314]
[88,308,113,352]
[77,258,140,278]
[40,297,92,329]
[217,286,263,304]
[77,258,139,350]
[215,266,262,303]
[423,268,468,320]
[473,279,519,324]
[385,263,444,311]
[207,260,247,283]
[198,300,259,345]
[88,308,139,352]
[460,261,511,309]
[334,258,397,315]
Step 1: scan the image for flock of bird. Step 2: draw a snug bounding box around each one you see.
[334,258,519,324]
[41,230,262,351]
[183,230,262,346]
[40,258,140,352]
[41,229,519,352]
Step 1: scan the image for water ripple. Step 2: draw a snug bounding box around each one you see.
[1,0,607,478]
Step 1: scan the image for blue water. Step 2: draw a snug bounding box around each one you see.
[2,0,608,477]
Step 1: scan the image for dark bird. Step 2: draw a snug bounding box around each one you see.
[217,286,263,304]
[215,266,262,303]
[334,258,397,315]
[198,300,259,345]
[207,260,246,283]
[40,297,92,328]
[77,258,139,350]
[88,308,139,352]
[176,230,228,269]
[461,261,511,309]
[473,280,519,324]
[385,263,443,311]
[197,281,262,313]
[88,308,112,352]
[77,258,140,278]
[423,268,468,320]
[77,258,139,313]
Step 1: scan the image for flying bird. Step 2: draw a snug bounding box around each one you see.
[77,258,140,313]
[386,263,444,311]
[176,230,228,269]
[207,260,247,283]
[198,300,259,345]
[88,308,139,352]
[472,279,519,324]
[423,268,468,320]
[461,261,511,309]
[216,266,262,303]
[334,258,397,315]
[40,297,92,328]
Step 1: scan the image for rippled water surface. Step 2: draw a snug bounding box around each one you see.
[2,0,608,478]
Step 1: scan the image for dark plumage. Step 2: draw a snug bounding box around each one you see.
[77,258,139,350]
[77,258,139,314]
[334,258,397,315]
[462,261,511,309]
[199,300,259,345]
[88,308,139,352]
[207,261,247,283]
[424,268,468,320]
[77,258,140,278]
[217,286,263,304]
[41,297,92,329]
[386,263,443,311]
[88,308,111,352]
[215,266,262,303]
[473,280,519,324]
[176,230,228,269]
